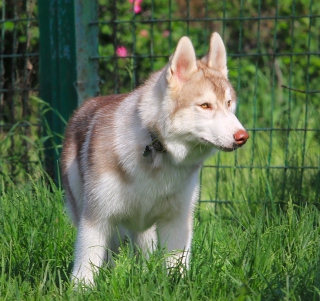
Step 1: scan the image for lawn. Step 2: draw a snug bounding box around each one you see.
[1,164,320,300]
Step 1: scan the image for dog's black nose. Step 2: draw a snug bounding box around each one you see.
[234,129,249,146]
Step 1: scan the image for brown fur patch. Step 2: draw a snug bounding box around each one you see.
[61,94,130,222]
[88,108,132,185]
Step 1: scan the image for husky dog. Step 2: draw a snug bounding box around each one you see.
[61,32,249,284]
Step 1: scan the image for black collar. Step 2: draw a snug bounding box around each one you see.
[143,132,166,157]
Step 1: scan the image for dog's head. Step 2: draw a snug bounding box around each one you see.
[160,32,249,163]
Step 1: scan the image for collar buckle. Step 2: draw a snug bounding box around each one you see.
[143,133,166,157]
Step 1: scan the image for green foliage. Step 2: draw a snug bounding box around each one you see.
[2,0,319,200]
[97,0,320,100]
[0,96,67,181]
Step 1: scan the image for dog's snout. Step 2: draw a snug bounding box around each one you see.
[234,129,249,146]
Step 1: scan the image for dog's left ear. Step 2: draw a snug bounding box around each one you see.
[167,36,198,84]
[201,32,228,78]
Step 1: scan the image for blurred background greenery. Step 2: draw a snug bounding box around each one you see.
[0,0,319,207]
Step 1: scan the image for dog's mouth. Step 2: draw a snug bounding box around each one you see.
[217,145,238,152]
[200,129,249,151]
[200,138,240,152]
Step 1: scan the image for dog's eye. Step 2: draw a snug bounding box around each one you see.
[200,103,211,109]
[227,100,231,107]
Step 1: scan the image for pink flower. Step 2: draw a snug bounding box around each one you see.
[129,0,142,14]
[116,46,127,57]
[134,5,142,14]
[139,29,149,38]
[162,30,170,38]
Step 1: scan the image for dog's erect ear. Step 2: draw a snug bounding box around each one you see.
[201,32,228,77]
[167,36,197,83]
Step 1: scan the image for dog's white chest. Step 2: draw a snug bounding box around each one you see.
[96,163,197,232]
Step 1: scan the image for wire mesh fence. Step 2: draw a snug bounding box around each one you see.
[95,0,320,206]
[0,0,40,178]
[1,0,319,205]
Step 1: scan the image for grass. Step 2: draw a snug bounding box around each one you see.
[1,165,320,300]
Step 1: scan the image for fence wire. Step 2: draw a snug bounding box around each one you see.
[0,0,40,178]
[96,0,320,205]
[1,0,319,206]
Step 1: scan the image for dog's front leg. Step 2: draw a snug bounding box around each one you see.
[133,225,158,256]
[157,211,193,270]
[71,219,113,285]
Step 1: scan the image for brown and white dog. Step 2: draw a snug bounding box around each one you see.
[61,32,249,284]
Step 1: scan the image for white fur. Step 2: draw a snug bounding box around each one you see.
[62,32,249,285]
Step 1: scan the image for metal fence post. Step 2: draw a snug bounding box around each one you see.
[74,0,100,105]
[38,0,99,180]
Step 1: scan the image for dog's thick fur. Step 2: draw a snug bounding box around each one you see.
[61,32,249,284]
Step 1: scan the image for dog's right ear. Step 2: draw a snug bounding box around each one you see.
[167,36,197,84]
[201,32,228,78]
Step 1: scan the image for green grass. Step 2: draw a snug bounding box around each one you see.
[1,166,320,300]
